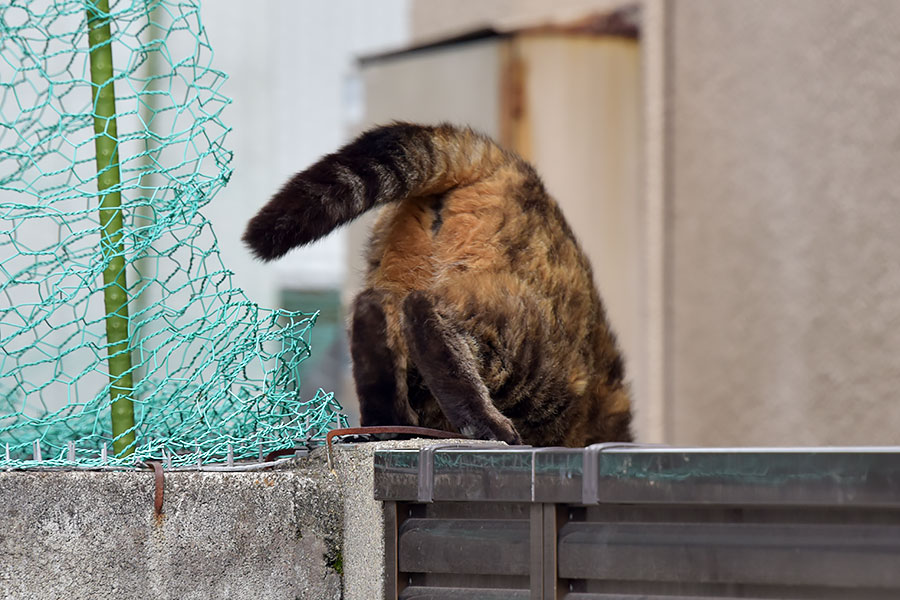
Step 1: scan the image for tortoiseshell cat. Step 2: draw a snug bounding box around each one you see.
[243,123,632,446]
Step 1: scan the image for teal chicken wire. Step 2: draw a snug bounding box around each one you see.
[0,0,347,468]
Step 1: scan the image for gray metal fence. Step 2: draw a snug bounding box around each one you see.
[374,445,900,599]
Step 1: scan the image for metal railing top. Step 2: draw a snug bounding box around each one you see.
[374,444,900,506]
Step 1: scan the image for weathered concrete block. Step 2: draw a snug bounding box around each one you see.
[0,439,489,600]
[0,455,342,600]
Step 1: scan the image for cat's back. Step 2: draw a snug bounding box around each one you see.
[366,155,592,299]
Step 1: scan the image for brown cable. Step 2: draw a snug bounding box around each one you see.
[325,425,464,471]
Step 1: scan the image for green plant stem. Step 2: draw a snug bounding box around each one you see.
[87,0,136,457]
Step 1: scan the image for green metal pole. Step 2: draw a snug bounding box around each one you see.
[87,0,136,457]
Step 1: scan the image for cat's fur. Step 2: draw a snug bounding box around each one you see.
[243,123,632,446]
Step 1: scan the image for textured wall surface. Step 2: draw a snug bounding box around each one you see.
[667,0,900,445]
[0,465,343,600]
[0,439,496,600]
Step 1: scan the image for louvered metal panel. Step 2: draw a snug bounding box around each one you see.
[400,519,531,575]
[400,587,529,600]
[376,446,900,599]
[557,521,900,587]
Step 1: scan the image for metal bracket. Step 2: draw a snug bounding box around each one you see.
[144,460,165,518]
[581,442,657,504]
[417,442,512,503]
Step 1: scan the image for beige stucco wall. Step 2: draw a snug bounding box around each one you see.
[666,0,900,445]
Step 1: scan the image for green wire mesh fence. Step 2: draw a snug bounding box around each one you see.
[0,0,347,468]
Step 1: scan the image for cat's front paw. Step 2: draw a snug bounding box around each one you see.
[493,417,524,445]
[462,416,523,445]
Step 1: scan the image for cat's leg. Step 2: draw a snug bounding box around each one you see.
[401,290,523,444]
[350,289,416,427]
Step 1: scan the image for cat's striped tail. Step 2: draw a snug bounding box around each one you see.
[242,122,511,261]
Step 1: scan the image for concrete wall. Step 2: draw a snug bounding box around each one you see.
[664,0,900,445]
[0,439,498,600]
[1,457,344,600]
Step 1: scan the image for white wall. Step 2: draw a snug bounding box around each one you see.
[202,0,410,309]
[0,1,409,420]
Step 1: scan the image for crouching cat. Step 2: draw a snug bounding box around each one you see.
[243,123,632,446]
